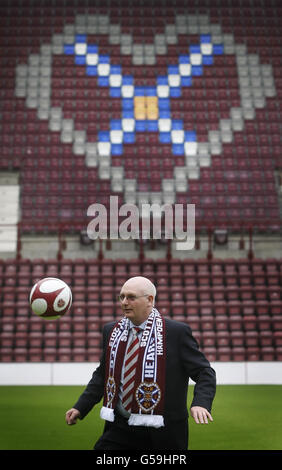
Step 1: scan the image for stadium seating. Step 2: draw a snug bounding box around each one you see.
[0,257,282,362]
[0,0,281,234]
[0,1,281,365]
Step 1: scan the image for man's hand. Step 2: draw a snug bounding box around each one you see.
[190,406,213,424]
[65,408,81,425]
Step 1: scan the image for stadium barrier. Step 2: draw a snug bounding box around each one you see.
[0,361,281,385]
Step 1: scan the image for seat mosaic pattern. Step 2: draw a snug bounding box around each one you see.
[0,2,281,231]
[15,14,277,206]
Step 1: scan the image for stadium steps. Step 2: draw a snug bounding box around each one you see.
[0,172,20,257]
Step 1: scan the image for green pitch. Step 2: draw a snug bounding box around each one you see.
[0,385,281,450]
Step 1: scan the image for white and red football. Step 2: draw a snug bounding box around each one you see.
[29,277,72,320]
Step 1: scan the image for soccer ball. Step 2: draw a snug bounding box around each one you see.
[29,277,72,320]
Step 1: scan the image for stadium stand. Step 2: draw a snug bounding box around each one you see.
[0,0,281,363]
[0,257,282,362]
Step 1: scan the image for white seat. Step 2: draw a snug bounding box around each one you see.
[157,85,169,98]
[155,44,167,55]
[175,179,188,192]
[61,130,73,143]
[121,85,134,98]
[179,64,191,76]
[124,191,136,204]
[137,192,149,205]
[99,155,110,167]
[132,44,144,55]
[186,155,198,168]
[200,43,212,55]
[121,45,132,55]
[171,130,184,144]
[132,56,144,65]
[62,119,74,131]
[144,55,156,65]
[74,130,86,144]
[168,74,181,87]
[86,144,98,160]
[109,74,122,87]
[109,34,121,45]
[98,167,110,180]
[184,141,198,157]
[111,180,123,192]
[98,142,111,157]
[210,142,222,155]
[221,130,233,143]
[110,130,123,144]
[49,118,61,132]
[150,192,162,205]
[163,192,175,204]
[75,43,87,55]
[111,167,124,179]
[124,179,136,192]
[158,119,171,132]
[86,53,98,65]
[190,53,202,65]
[97,63,110,76]
[174,167,187,179]
[208,130,220,143]
[198,154,211,167]
[73,142,85,155]
[162,179,174,192]
[232,119,244,132]
[187,167,200,179]
[122,119,135,132]
[264,86,276,98]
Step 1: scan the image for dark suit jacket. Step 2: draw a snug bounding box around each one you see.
[73,318,216,424]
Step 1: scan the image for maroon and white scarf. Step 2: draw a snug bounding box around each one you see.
[100,308,166,428]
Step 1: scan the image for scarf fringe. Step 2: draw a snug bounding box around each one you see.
[100,406,115,422]
[128,413,164,428]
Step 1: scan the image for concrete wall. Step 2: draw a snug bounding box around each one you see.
[0,362,281,386]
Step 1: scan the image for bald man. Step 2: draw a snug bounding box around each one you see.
[66,276,216,450]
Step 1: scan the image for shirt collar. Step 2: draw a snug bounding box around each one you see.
[129,319,146,331]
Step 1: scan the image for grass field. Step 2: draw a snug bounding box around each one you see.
[0,385,281,450]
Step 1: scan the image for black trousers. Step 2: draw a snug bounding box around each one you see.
[93,412,188,451]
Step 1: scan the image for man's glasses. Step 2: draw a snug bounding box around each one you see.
[117,294,149,302]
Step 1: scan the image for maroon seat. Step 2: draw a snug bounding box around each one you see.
[43,348,57,362]
[28,348,43,362]
[216,331,230,347]
[232,347,246,361]
[260,331,273,347]
[200,315,215,331]
[273,331,282,346]
[214,315,229,331]
[217,347,232,361]
[230,331,244,347]
[0,347,13,361]
[87,348,101,362]
[275,347,282,360]
[57,348,72,362]
[185,315,200,330]
[246,347,261,361]
[261,347,276,361]
[201,331,216,347]
[73,348,87,362]
[202,347,217,362]
[171,300,185,316]
[245,331,259,347]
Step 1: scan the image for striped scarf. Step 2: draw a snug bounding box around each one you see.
[100,308,166,428]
